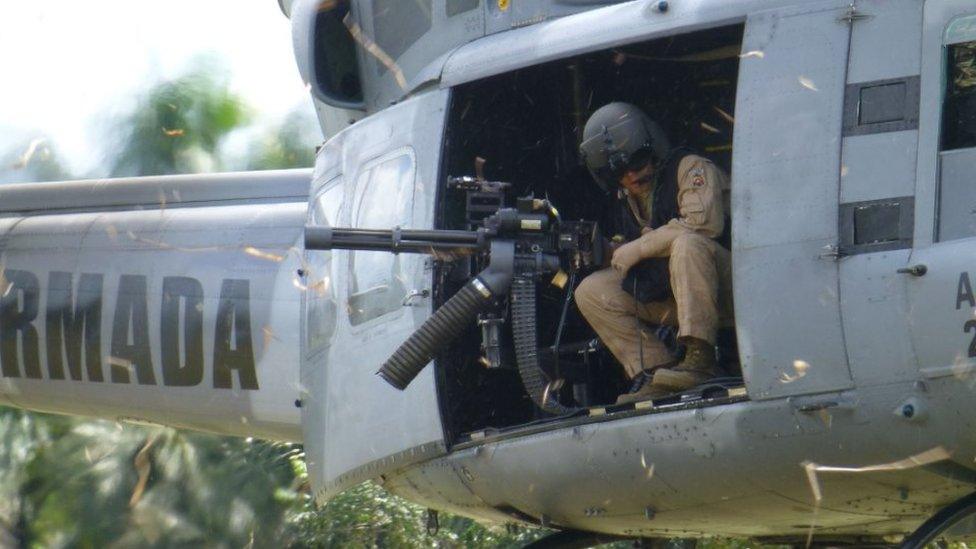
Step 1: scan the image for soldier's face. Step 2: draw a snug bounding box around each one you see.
[618,162,654,195]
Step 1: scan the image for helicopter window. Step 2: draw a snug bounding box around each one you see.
[859,82,906,125]
[447,0,479,17]
[940,40,976,152]
[839,198,914,253]
[313,0,363,105]
[938,32,976,242]
[305,181,343,355]
[841,77,920,137]
[347,151,415,325]
[372,0,433,69]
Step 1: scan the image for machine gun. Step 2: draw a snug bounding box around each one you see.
[304,177,603,414]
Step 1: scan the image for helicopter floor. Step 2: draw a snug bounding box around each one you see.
[456,378,749,448]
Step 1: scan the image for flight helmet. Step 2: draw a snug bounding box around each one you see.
[579,102,671,192]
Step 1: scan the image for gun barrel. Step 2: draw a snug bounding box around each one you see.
[304,226,483,254]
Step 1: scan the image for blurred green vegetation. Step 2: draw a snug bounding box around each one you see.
[0,406,776,547]
[0,408,554,548]
[245,108,321,171]
[107,58,250,178]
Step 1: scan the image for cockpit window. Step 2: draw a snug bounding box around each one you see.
[347,150,416,325]
[314,0,362,105]
[372,0,433,71]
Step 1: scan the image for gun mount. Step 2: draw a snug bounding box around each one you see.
[304,177,603,414]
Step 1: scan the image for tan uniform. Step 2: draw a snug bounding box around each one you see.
[575,155,733,378]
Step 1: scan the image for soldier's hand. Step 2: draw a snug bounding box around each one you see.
[602,235,625,267]
[611,239,643,274]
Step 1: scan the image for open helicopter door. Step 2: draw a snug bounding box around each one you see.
[835,0,922,387]
[733,1,854,399]
[300,89,448,501]
[903,2,976,381]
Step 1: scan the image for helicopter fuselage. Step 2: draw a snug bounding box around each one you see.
[3,0,976,543]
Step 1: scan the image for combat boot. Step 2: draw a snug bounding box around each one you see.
[616,380,673,404]
[650,337,717,392]
[615,363,676,405]
[617,339,718,404]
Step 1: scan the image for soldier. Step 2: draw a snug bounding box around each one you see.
[574,102,732,404]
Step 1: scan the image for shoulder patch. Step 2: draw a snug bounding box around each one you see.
[690,166,706,187]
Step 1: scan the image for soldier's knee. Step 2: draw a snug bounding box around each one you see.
[671,232,711,258]
[574,275,598,315]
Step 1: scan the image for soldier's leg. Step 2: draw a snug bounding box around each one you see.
[633,232,725,397]
[574,268,675,379]
[669,232,723,345]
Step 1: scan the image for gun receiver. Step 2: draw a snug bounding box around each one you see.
[304,180,602,414]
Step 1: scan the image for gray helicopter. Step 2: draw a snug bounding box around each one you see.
[2,0,976,546]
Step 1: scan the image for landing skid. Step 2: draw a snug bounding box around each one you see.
[900,491,976,548]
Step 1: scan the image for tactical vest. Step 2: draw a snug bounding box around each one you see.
[619,148,693,303]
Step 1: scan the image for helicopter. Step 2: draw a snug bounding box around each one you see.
[2,0,976,546]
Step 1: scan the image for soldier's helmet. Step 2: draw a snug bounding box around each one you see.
[579,102,671,192]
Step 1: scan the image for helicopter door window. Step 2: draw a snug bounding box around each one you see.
[347,151,416,326]
[305,180,343,355]
[941,40,976,151]
[938,15,976,241]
